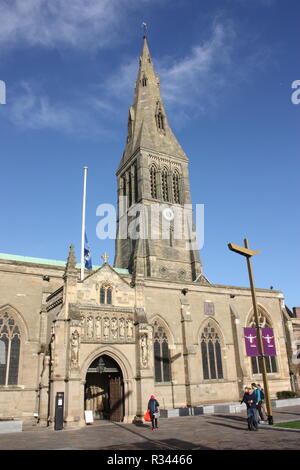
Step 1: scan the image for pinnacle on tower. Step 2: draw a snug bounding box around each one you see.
[63,244,77,278]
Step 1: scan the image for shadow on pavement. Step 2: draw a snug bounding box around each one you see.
[213,414,246,423]
[101,437,211,451]
[111,422,211,450]
[275,411,300,416]
[124,438,211,450]
[132,422,150,428]
[207,420,246,431]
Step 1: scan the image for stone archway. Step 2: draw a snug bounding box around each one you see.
[84,354,124,422]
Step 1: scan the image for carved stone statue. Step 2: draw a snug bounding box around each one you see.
[103,318,109,338]
[50,333,55,370]
[95,317,101,338]
[71,330,80,367]
[87,316,93,338]
[111,318,118,339]
[140,333,148,367]
[127,319,133,338]
[119,318,125,337]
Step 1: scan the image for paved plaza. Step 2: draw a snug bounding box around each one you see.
[0,405,299,451]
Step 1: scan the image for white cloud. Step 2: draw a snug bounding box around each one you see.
[8,81,112,138]
[101,19,238,121]
[158,21,236,112]
[4,15,272,136]
[0,0,151,50]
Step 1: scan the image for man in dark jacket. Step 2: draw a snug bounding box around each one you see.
[148,395,160,430]
[241,387,258,431]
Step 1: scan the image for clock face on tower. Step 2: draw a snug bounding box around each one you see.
[162,207,174,221]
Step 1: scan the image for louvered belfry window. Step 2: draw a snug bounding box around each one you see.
[128,171,132,207]
[0,313,21,386]
[150,165,157,199]
[200,322,223,380]
[172,170,180,204]
[161,168,169,202]
[153,322,171,383]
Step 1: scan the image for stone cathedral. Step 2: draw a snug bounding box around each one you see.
[0,37,297,427]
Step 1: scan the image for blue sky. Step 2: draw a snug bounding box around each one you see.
[0,0,299,307]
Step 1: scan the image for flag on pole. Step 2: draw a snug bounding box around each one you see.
[84,231,92,270]
[262,328,276,356]
[244,327,259,356]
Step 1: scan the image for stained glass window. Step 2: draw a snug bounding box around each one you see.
[0,313,21,386]
[106,287,112,305]
[100,287,105,304]
[200,322,223,380]
[100,285,113,305]
[248,311,278,374]
[153,322,171,383]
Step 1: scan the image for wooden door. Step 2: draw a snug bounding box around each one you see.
[109,376,123,422]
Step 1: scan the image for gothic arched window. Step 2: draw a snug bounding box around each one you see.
[106,287,112,305]
[150,164,157,199]
[155,102,166,134]
[200,322,223,380]
[100,285,113,305]
[122,176,126,197]
[0,312,21,385]
[156,112,164,131]
[142,74,147,87]
[161,167,169,202]
[128,171,132,207]
[153,322,171,383]
[248,311,278,374]
[172,170,180,204]
[134,163,138,203]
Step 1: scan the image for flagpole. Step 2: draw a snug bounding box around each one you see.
[81,166,88,281]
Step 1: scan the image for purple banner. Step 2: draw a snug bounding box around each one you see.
[244,328,259,356]
[262,328,276,356]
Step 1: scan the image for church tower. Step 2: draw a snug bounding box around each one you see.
[114,35,202,282]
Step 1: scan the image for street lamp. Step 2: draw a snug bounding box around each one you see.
[228,238,273,425]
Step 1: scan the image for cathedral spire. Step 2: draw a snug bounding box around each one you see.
[118,35,187,171]
[115,36,202,282]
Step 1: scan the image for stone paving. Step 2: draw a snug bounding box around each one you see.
[0,406,299,450]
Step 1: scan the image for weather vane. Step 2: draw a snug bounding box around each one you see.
[101,252,109,264]
[142,21,148,37]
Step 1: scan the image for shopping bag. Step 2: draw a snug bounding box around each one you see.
[144,409,151,422]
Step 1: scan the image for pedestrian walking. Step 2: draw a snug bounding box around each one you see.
[240,386,249,404]
[147,395,160,430]
[251,383,265,423]
[257,383,267,422]
[241,387,258,431]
